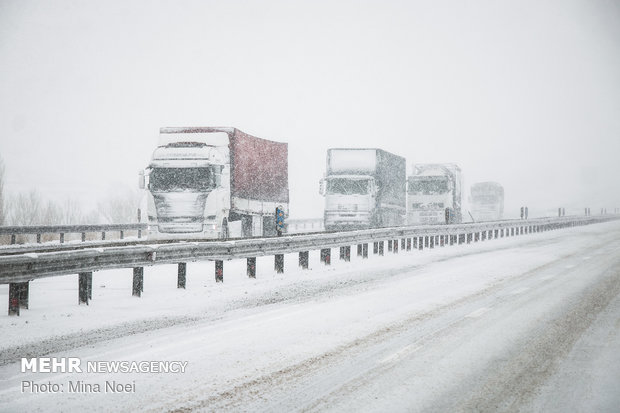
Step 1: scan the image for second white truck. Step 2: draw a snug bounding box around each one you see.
[320,148,406,231]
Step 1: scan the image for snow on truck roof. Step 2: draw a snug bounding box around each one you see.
[158,127,288,148]
[160,127,235,134]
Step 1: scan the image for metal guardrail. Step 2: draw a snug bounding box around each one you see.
[3,215,619,315]
[1,215,617,285]
[0,223,147,244]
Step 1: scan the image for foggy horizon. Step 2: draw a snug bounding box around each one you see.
[1,0,619,219]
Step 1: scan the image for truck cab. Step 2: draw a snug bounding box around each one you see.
[141,140,229,237]
[470,182,504,221]
[407,164,462,225]
[321,175,377,230]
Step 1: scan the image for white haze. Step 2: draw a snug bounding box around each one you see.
[0,0,619,219]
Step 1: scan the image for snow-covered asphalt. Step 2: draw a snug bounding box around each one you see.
[1,220,619,412]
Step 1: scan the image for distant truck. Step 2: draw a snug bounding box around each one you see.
[470,182,504,221]
[140,127,289,238]
[320,148,406,231]
[407,163,462,224]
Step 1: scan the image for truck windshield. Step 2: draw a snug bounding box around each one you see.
[409,179,448,195]
[473,195,501,204]
[327,178,369,195]
[150,167,217,192]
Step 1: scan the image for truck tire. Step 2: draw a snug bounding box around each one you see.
[241,214,253,238]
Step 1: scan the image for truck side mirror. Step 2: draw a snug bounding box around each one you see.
[138,170,145,189]
[319,179,326,196]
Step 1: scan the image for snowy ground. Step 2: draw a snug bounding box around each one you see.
[1,220,619,412]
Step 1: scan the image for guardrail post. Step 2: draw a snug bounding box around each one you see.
[299,251,309,269]
[393,240,399,253]
[215,260,224,282]
[406,238,412,251]
[79,273,90,305]
[320,248,331,265]
[87,272,92,299]
[8,283,20,316]
[275,254,284,273]
[379,241,384,255]
[12,282,30,311]
[120,230,124,240]
[357,244,362,257]
[388,240,393,252]
[362,243,368,258]
[36,234,41,243]
[178,263,187,288]
[247,258,256,278]
[132,267,143,296]
[101,231,106,240]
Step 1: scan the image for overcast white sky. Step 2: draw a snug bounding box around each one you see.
[1,0,619,219]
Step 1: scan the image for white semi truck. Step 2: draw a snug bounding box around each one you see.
[407,163,462,224]
[140,127,289,239]
[470,181,504,221]
[320,148,406,231]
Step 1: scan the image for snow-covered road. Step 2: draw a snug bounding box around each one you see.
[1,221,620,412]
